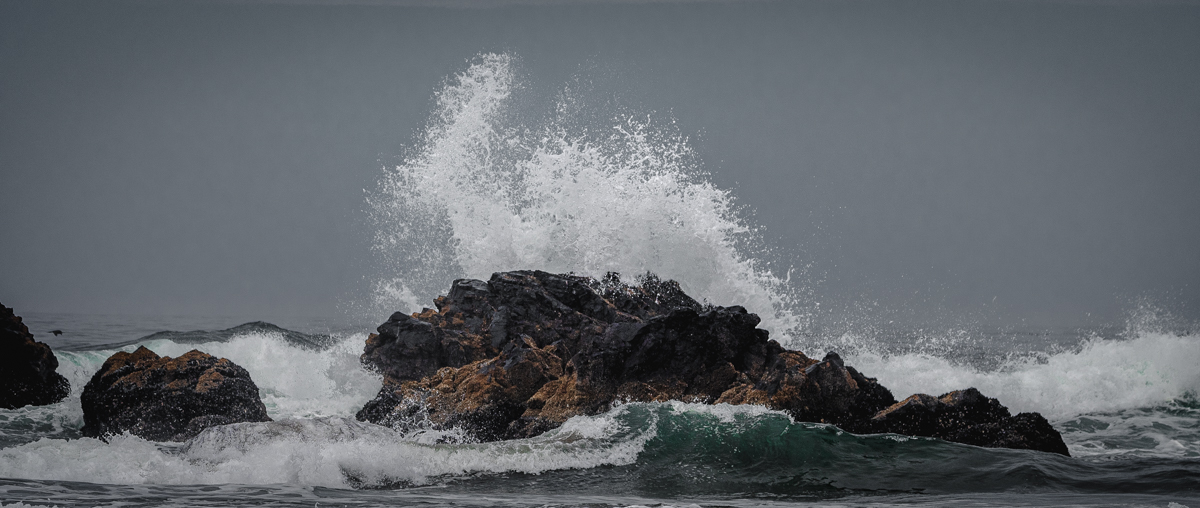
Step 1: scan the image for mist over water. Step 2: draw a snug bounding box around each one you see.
[367,54,809,338]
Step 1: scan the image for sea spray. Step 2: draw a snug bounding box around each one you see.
[367,53,808,339]
[845,329,1199,417]
[361,55,1200,462]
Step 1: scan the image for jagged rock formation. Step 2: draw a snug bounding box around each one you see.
[357,270,1068,455]
[81,346,271,441]
[1,302,70,409]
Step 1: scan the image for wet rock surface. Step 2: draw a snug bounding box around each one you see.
[357,270,1069,455]
[0,302,70,409]
[81,346,271,441]
[862,388,1069,455]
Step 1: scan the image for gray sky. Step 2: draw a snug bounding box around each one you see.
[2,0,1198,328]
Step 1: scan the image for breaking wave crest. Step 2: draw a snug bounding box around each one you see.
[3,402,1196,496]
[367,53,807,339]
[832,310,1200,459]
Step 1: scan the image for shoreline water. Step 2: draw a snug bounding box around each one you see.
[1,312,1197,506]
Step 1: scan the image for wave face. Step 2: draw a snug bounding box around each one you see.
[367,53,806,338]
[2,402,1197,505]
[0,320,1196,505]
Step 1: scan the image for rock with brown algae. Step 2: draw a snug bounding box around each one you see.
[356,270,1068,455]
[0,302,70,409]
[80,346,271,441]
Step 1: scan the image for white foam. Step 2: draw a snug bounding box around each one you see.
[145,333,381,420]
[368,53,805,338]
[6,350,121,440]
[844,329,1200,421]
[56,349,128,398]
[0,407,655,487]
[52,332,381,421]
[659,400,786,424]
[1065,405,1200,459]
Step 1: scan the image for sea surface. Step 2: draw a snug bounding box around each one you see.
[0,314,1197,507]
[3,54,1198,507]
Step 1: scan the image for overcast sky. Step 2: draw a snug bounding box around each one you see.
[2,0,1197,328]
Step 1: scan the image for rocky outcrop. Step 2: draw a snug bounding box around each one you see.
[358,272,701,387]
[356,270,1070,455]
[1,302,70,409]
[81,346,270,441]
[860,388,1069,455]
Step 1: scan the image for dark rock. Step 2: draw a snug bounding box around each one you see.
[80,346,271,441]
[358,271,700,389]
[356,270,742,438]
[356,270,1068,455]
[944,412,1070,456]
[782,351,897,428]
[866,388,1069,455]
[1,302,70,409]
[866,388,1008,436]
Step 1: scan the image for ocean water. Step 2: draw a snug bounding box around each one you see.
[2,54,1197,507]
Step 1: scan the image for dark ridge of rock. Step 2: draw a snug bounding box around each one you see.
[1,302,70,409]
[864,388,1070,455]
[356,270,1069,456]
[80,346,271,441]
[863,388,1010,436]
[778,351,901,429]
[588,271,703,321]
[358,271,702,387]
[944,412,1070,456]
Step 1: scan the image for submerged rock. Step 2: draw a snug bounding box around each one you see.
[356,270,1068,455]
[0,302,70,409]
[80,346,271,441]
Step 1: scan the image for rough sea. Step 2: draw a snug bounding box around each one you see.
[2,54,1197,507]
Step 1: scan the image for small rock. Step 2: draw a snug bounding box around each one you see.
[80,346,270,441]
[943,411,1070,456]
[867,388,1069,455]
[0,302,70,409]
